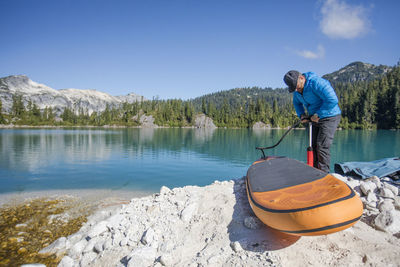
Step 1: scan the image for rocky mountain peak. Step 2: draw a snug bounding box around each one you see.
[0,75,145,116]
[323,61,393,84]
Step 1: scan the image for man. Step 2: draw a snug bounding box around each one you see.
[283,70,341,173]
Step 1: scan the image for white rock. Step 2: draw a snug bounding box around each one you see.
[366,191,378,203]
[67,233,82,245]
[103,239,113,250]
[58,256,75,267]
[369,176,382,188]
[94,240,105,253]
[160,186,171,195]
[159,253,175,266]
[141,228,156,246]
[379,188,395,199]
[378,200,395,212]
[207,255,220,265]
[365,203,378,212]
[38,237,68,256]
[21,265,46,267]
[230,241,243,253]
[15,223,28,229]
[360,181,377,196]
[346,179,360,189]
[252,121,271,130]
[106,214,126,230]
[87,221,108,238]
[112,232,123,246]
[374,210,400,234]
[80,251,97,266]
[127,247,157,267]
[180,203,198,222]
[83,237,99,253]
[69,239,88,260]
[394,196,400,210]
[194,114,217,129]
[48,213,70,224]
[159,240,175,253]
[384,183,399,196]
[120,237,129,247]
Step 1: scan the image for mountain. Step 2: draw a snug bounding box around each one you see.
[191,61,394,111]
[322,61,393,85]
[0,75,144,115]
[0,61,393,117]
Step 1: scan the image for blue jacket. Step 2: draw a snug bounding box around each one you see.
[293,72,341,119]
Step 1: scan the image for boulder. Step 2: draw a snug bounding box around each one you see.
[378,200,395,212]
[194,114,217,129]
[368,176,382,189]
[383,183,399,196]
[83,237,100,253]
[252,122,271,129]
[94,240,105,253]
[366,191,378,204]
[374,210,400,234]
[159,253,175,266]
[67,233,82,245]
[87,221,108,238]
[106,214,126,230]
[58,256,75,267]
[79,251,97,266]
[360,181,377,196]
[68,239,88,260]
[140,114,159,128]
[180,203,198,222]
[38,237,69,257]
[379,188,395,199]
[160,186,171,195]
[394,196,400,210]
[230,241,243,253]
[127,247,157,267]
[141,228,156,246]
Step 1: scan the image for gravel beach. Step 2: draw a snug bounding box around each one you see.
[14,174,397,267]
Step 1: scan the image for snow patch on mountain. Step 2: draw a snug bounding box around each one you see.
[0,75,145,115]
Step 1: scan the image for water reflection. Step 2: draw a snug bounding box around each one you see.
[0,128,399,193]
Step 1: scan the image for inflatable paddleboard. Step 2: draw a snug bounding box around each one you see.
[246,156,363,236]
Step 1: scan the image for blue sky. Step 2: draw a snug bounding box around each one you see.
[0,0,399,99]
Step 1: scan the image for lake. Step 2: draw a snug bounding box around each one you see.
[0,128,399,194]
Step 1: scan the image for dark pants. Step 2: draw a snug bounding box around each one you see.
[311,115,341,173]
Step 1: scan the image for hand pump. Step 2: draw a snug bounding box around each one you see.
[306,122,314,167]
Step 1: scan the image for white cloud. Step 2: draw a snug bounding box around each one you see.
[296,45,325,59]
[320,0,370,39]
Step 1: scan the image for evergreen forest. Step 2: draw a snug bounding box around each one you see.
[1,65,399,129]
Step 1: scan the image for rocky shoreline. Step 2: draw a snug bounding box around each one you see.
[21,174,400,267]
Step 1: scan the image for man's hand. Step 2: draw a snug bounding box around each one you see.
[310,114,319,123]
[300,114,309,123]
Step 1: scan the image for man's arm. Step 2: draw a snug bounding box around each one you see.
[293,94,305,118]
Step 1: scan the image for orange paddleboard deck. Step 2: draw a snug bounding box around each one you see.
[246,157,363,236]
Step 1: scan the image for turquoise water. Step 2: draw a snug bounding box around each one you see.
[0,128,399,194]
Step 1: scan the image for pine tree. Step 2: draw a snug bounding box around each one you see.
[0,99,4,124]
[12,94,25,119]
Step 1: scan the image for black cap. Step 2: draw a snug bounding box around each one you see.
[283,70,300,93]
